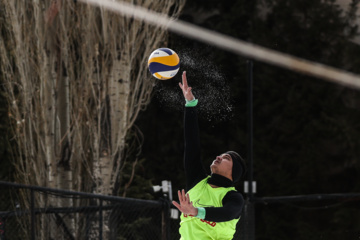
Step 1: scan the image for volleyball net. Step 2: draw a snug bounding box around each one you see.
[79,0,360,89]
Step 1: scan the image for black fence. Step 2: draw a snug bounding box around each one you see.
[0,181,253,240]
[3,180,358,240]
[0,181,182,240]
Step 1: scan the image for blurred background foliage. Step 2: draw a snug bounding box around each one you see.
[136,0,360,238]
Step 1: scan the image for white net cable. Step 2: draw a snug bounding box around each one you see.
[79,0,360,89]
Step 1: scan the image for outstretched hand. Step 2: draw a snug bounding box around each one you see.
[172,189,198,216]
[179,71,195,101]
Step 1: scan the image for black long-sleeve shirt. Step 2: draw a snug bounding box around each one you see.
[184,107,244,222]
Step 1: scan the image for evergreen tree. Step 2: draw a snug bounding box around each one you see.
[137,0,360,239]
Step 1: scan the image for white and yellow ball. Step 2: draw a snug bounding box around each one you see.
[148,48,180,80]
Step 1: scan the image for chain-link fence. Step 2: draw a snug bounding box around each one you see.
[0,181,178,240]
[0,181,253,240]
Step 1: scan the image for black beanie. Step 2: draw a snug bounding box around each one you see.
[226,151,246,183]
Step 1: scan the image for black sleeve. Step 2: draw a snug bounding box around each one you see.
[203,191,244,222]
[184,107,207,191]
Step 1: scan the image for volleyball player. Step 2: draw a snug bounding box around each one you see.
[172,71,246,240]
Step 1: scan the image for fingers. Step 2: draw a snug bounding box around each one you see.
[173,189,196,215]
[179,71,188,90]
[183,190,191,204]
[180,71,195,102]
[172,200,181,211]
[182,71,188,88]
[187,194,191,205]
[178,190,183,202]
[177,189,190,203]
[178,82,184,90]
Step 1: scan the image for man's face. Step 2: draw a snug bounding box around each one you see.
[210,153,233,180]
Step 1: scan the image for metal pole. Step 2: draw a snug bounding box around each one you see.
[247,60,254,200]
[85,213,90,239]
[246,60,256,240]
[165,201,171,240]
[30,190,35,240]
[161,200,166,240]
[1,217,6,240]
[99,200,103,240]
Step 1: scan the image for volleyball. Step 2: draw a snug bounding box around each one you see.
[148,48,180,80]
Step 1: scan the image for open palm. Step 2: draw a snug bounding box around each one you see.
[172,189,198,216]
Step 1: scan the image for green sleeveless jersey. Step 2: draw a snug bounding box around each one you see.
[179,176,240,240]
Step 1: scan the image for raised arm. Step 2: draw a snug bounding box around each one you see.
[179,71,207,191]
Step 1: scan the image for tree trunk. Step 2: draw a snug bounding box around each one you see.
[0,0,185,238]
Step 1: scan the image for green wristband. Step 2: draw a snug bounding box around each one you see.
[195,207,206,219]
[185,99,198,107]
